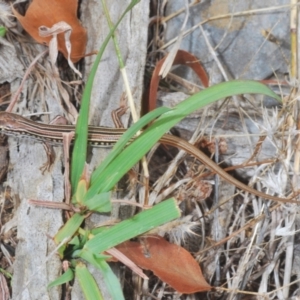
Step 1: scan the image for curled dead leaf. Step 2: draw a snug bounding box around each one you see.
[12,0,86,62]
[147,50,209,112]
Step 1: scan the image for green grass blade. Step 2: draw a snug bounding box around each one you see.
[0,268,12,279]
[80,252,125,300]
[156,80,280,129]
[54,213,85,257]
[101,0,124,69]
[48,268,74,289]
[83,191,111,213]
[90,106,170,184]
[0,26,6,37]
[95,259,124,300]
[71,0,141,192]
[76,262,104,300]
[80,198,180,254]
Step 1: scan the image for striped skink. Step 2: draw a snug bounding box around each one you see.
[0,111,297,204]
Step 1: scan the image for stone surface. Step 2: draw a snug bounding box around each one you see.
[165,0,290,83]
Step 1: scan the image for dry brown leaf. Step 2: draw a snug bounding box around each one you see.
[12,0,86,62]
[116,236,211,294]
